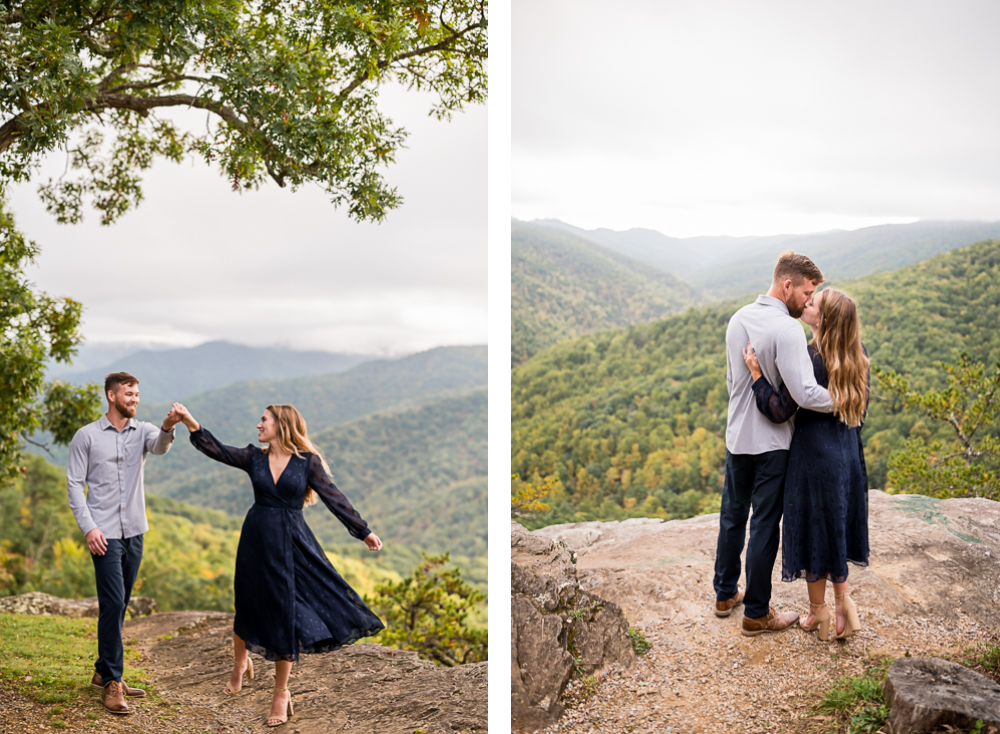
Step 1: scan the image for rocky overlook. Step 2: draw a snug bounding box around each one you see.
[513,490,1000,733]
[1,609,486,733]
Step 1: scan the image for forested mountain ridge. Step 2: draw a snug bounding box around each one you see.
[512,238,1000,528]
[48,340,371,402]
[533,219,1000,302]
[512,221,697,366]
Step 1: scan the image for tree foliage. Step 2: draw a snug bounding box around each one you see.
[1,0,488,223]
[875,354,1000,499]
[510,473,552,519]
[0,203,102,485]
[369,552,486,667]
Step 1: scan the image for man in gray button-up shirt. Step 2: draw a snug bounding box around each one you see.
[66,371,182,713]
[712,251,834,637]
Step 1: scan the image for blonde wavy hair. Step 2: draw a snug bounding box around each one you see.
[261,404,331,507]
[812,288,870,428]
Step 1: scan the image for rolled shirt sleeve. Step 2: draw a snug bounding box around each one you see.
[775,322,834,413]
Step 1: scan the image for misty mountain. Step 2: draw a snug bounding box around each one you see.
[49,340,372,402]
[512,221,697,365]
[533,219,1000,301]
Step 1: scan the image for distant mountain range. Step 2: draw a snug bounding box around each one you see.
[531,218,1000,301]
[48,340,373,402]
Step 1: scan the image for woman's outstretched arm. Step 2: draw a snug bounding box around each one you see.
[171,403,255,471]
[306,454,382,550]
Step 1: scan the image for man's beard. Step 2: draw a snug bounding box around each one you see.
[114,399,137,418]
[787,302,804,319]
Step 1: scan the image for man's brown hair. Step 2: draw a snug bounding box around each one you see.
[773,250,824,286]
[104,372,139,397]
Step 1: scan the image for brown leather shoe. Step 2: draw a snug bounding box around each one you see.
[741,606,800,636]
[101,681,130,714]
[715,586,745,617]
[91,671,146,697]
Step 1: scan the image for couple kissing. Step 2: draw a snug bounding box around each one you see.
[713,251,870,641]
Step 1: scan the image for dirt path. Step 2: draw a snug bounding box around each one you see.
[1,611,487,734]
[533,491,1000,733]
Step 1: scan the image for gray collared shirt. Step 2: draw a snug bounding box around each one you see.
[66,415,175,539]
[725,295,834,454]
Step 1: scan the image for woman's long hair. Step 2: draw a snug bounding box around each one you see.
[262,404,331,507]
[813,288,869,428]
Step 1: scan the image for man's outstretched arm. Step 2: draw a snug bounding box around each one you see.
[146,406,180,455]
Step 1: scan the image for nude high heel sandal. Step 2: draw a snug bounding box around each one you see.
[834,592,861,639]
[266,688,293,727]
[223,656,253,695]
[799,601,832,641]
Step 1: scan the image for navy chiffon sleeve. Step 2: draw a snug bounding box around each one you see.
[751,377,799,424]
[306,454,372,541]
[189,428,255,471]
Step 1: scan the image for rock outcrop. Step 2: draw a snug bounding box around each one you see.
[511,521,635,732]
[534,491,1000,632]
[521,491,1000,733]
[883,657,1000,733]
[0,591,156,618]
[135,612,487,734]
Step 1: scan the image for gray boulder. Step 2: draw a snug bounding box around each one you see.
[883,656,1000,733]
[511,521,636,732]
[0,591,157,618]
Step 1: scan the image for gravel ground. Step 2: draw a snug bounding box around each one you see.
[539,603,988,734]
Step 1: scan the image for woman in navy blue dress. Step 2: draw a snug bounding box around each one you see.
[743,287,870,641]
[171,402,384,727]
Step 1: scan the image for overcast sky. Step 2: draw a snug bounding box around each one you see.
[12,86,486,356]
[513,1,1000,238]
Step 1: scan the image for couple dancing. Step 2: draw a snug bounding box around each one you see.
[713,251,870,640]
[66,372,384,724]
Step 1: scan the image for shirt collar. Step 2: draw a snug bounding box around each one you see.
[756,294,790,316]
[99,414,137,431]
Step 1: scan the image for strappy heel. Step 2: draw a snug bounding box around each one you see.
[800,601,832,641]
[834,592,861,639]
[266,687,293,727]
[223,656,253,695]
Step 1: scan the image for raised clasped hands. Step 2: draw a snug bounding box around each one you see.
[364,533,383,552]
[742,339,763,381]
[166,402,200,432]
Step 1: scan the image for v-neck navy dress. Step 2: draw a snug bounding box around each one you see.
[190,428,385,661]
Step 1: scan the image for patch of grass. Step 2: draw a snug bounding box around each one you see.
[964,641,1000,673]
[45,706,65,715]
[0,613,154,704]
[84,712,101,720]
[627,627,651,655]
[814,659,891,734]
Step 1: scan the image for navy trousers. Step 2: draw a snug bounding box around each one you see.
[91,535,143,683]
[713,450,788,619]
